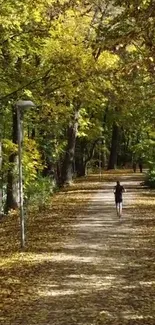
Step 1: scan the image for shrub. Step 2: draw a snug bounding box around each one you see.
[145,167,155,188]
[25,176,57,211]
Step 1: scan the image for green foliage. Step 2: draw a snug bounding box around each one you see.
[1,0,155,204]
[2,139,18,159]
[145,167,155,188]
[25,175,56,211]
[23,137,43,186]
[2,139,18,181]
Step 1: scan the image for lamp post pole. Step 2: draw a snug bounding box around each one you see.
[16,105,25,248]
[16,100,35,248]
[99,139,102,181]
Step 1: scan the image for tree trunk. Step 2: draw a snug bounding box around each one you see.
[75,138,99,177]
[76,158,87,177]
[5,106,18,213]
[75,138,87,177]
[108,123,119,170]
[102,138,107,168]
[61,107,79,185]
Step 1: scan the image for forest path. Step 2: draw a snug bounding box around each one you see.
[1,172,155,325]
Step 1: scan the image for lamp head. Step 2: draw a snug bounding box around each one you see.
[16,100,35,108]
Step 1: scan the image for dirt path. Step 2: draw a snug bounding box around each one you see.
[1,173,155,325]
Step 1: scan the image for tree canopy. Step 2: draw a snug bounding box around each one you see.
[1,0,155,212]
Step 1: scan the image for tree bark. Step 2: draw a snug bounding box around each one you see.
[75,138,99,177]
[108,122,119,170]
[5,106,18,213]
[102,138,107,168]
[76,158,87,177]
[61,107,79,185]
[75,138,87,177]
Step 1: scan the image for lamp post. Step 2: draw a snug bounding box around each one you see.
[16,100,35,248]
[99,139,102,181]
[99,135,104,181]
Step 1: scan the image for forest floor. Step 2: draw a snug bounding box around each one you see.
[1,170,155,325]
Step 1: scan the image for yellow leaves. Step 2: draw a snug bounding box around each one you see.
[142,0,152,8]
[32,8,43,23]
[55,8,91,40]
[43,8,93,69]
[23,137,43,184]
[0,176,95,323]
[23,89,33,98]
[1,172,155,323]
[3,139,18,155]
[126,44,137,53]
[97,50,120,70]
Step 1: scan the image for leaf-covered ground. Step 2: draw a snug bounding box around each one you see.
[1,171,155,325]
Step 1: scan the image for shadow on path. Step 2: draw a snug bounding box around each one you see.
[1,173,155,325]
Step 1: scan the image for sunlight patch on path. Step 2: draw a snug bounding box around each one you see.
[1,174,155,325]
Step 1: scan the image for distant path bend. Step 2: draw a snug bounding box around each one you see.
[45,174,155,325]
[3,173,155,325]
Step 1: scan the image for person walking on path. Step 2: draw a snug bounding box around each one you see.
[114,181,125,218]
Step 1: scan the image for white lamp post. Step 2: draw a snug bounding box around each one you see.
[16,100,35,248]
[99,139,102,181]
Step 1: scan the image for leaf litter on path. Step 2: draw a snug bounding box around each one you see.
[0,172,155,325]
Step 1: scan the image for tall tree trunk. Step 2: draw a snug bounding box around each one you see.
[102,106,108,169]
[75,138,99,177]
[102,138,107,168]
[75,158,87,177]
[61,107,79,185]
[5,106,18,213]
[108,123,119,170]
[75,138,87,177]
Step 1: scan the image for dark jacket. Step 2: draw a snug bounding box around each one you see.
[114,185,125,203]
